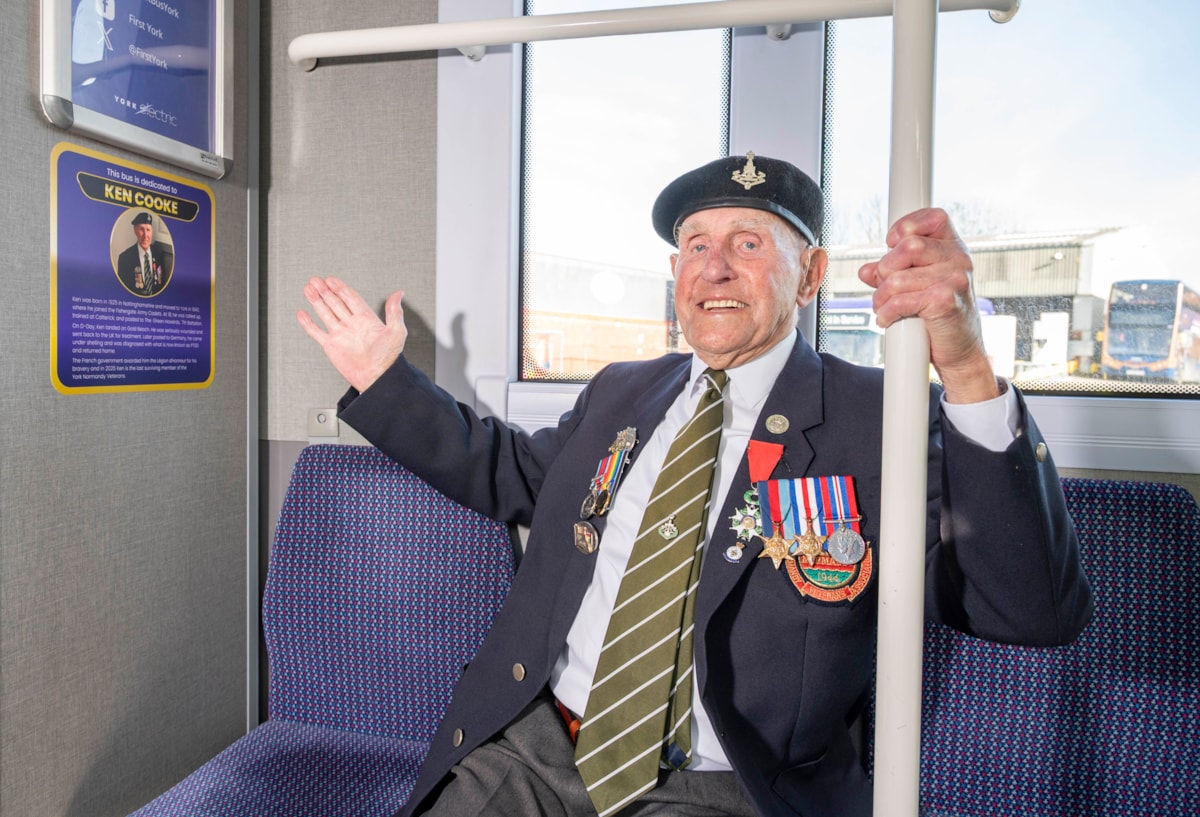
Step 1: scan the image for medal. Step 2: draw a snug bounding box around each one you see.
[780,475,873,604]
[724,543,745,563]
[755,478,802,571]
[574,521,599,554]
[793,516,827,566]
[728,501,761,541]
[757,523,791,569]
[579,428,636,521]
[592,488,611,517]
[827,524,866,565]
[820,475,866,565]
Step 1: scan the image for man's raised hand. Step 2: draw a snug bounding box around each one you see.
[297,276,408,394]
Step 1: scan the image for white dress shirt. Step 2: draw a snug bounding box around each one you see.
[549,331,1017,770]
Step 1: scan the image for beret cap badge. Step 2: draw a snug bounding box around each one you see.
[731,152,767,190]
[651,151,824,248]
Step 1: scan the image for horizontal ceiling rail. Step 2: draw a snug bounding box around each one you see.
[288,0,1018,68]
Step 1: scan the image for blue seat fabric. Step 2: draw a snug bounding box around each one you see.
[919,478,1200,817]
[129,444,514,817]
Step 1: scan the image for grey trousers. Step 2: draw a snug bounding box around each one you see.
[416,693,757,817]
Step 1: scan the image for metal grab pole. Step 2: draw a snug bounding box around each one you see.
[873,1,937,817]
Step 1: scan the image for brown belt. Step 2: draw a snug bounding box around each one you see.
[556,699,582,744]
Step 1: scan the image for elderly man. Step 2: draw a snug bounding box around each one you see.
[116,210,173,297]
[297,154,1092,817]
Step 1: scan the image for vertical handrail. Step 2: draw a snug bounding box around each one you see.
[873,1,937,816]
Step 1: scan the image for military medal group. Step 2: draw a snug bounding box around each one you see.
[573,423,873,604]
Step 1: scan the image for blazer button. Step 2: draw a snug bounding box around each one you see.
[452,728,464,747]
[1035,442,1049,462]
[512,663,527,681]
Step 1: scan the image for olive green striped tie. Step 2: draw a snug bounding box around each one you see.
[575,368,727,817]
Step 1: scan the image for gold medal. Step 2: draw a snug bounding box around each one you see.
[793,516,827,566]
[756,523,792,569]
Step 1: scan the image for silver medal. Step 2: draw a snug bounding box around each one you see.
[826,524,866,565]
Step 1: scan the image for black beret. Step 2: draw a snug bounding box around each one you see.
[131,211,154,226]
[651,152,823,247]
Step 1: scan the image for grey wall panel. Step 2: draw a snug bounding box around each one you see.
[0,2,253,815]
[262,0,440,443]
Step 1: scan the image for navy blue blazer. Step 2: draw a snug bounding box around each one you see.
[339,335,1093,817]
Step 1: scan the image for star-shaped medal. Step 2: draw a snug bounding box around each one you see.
[793,516,827,566]
[756,523,792,570]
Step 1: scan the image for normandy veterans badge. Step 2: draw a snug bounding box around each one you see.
[759,475,874,604]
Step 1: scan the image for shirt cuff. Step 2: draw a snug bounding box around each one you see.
[940,379,1019,453]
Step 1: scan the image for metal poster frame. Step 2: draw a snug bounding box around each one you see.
[40,0,233,179]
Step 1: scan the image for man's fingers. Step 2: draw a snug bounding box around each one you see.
[887,207,958,246]
[305,276,358,322]
[384,290,406,326]
[326,277,377,317]
[296,309,329,346]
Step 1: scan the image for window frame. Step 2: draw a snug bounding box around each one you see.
[435,0,1200,474]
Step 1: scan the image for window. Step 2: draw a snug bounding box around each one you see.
[520,0,730,381]
[821,3,1200,398]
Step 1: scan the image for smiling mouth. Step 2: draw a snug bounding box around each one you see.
[702,299,747,310]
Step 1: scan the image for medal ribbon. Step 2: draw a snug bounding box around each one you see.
[831,475,862,533]
[802,478,831,536]
[757,479,801,539]
[590,448,630,494]
[747,441,784,483]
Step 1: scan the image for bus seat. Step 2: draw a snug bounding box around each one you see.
[127,443,516,817]
[919,478,1200,817]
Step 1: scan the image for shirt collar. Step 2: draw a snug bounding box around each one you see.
[688,329,796,409]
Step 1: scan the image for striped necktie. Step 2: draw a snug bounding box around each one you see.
[575,368,727,817]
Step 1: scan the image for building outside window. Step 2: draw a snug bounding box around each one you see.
[822,2,1200,396]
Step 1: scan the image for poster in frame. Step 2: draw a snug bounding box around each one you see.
[40,0,233,179]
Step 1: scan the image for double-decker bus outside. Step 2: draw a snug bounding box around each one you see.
[1101,280,1200,382]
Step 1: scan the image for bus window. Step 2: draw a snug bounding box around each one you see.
[519,0,729,382]
[822,4,1200,398]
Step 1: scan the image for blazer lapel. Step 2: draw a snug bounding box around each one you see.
[694,337,826,637]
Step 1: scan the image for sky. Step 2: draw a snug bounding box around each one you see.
[525,0,1199,290]
[826,0,1199,284]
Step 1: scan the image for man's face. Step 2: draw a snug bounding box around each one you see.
[134,223,154,250]
[670,207,825,370]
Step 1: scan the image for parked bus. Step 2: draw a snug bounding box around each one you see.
[1101,280,1200,382]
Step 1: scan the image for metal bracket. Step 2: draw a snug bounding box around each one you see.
[458,45,486,61]
[766,23,794,41]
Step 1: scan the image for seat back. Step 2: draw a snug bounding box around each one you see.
[263,443,515,743]
[920,478,1200,816]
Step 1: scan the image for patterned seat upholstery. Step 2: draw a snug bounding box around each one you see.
[920,478,1200,817]
[129,444,515,817]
